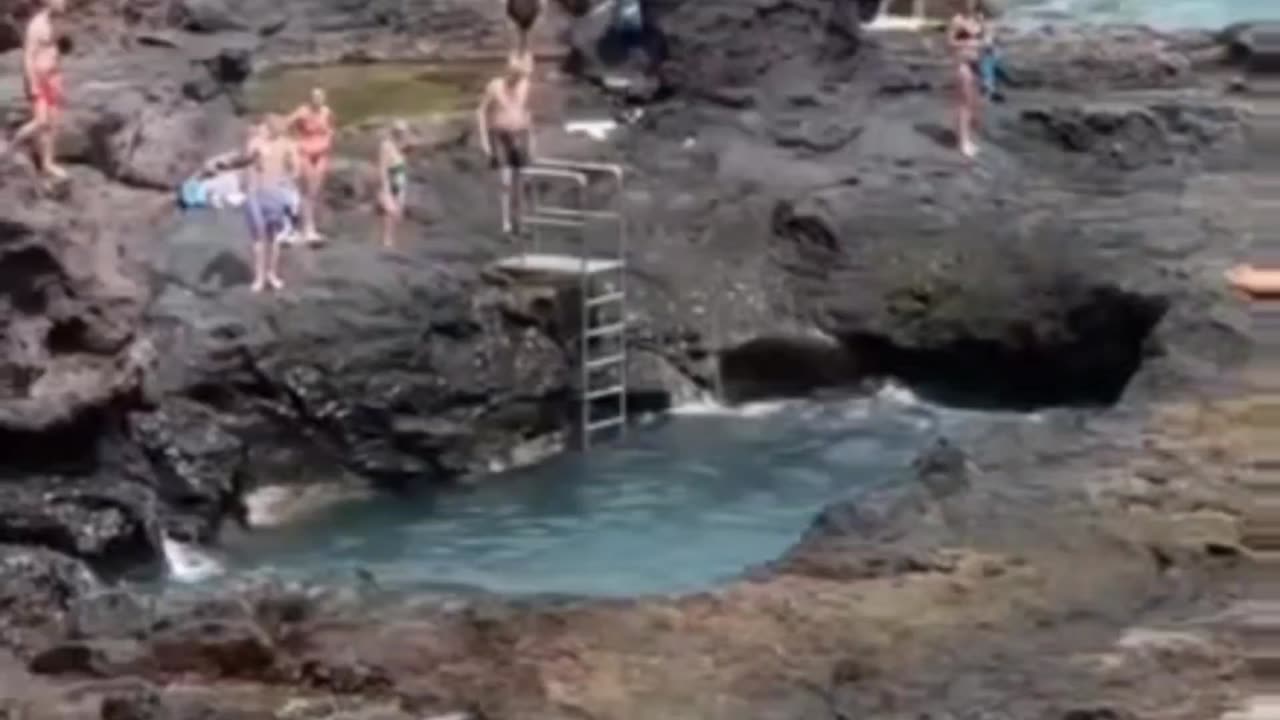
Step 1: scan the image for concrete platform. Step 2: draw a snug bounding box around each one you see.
[492,253,624,277]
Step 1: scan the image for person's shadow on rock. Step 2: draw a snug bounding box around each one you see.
[914,122,978,155]
[200,250,253,290]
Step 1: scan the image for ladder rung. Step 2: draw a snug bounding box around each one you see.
[585,322,626,338]
[585,385,625,401]
[586,291,625,307]
[535,207,622,222]
[522,167,589,184]
[535,159,624,180]
[585,353,626,370]
[521,215,586,229]
[586,416,626,433]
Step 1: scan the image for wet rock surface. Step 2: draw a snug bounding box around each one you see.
[0,0,1258,717]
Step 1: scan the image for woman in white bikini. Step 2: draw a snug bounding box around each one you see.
[948,0,985,159]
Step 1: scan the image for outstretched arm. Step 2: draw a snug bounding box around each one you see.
[475,87,492,155]
[377,141,392,198]
[1228,264,1280,298]
[287,142,301,181]
[208,141,259,173]
[22,17,41,89]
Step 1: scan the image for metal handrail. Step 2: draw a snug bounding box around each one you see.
[521,166,589,186]
[533,158,625,183]
[515,158,629,451]
[531,207,623,222]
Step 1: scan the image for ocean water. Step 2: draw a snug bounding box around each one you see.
[1005,0,1279,29]
[169,387,1034,598]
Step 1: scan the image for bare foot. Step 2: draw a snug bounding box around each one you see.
[960,140,978,159]
[45,163,68,181]
[268,274,285,291]
[251,278,267,293]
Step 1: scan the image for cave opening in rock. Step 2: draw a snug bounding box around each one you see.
[717,288,1167,411]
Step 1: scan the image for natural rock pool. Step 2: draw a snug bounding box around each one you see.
[171,388,1035,598]
[244,61,499,129]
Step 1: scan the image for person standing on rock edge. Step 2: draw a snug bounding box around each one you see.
[1,0,69,182]
[288,88,336,244]
[239,115,299,292]
[477,51,536,236]
[947,0,985,159]
[377,121,409,250]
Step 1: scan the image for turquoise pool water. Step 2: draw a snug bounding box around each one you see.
[1006,0,1278,29]
[194,390,1029,598]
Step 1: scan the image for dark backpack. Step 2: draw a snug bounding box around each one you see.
[507,0,541,30]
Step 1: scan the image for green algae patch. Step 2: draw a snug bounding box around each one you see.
[245,61,499,129]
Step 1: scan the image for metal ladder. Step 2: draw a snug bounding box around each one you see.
[518,160,628,450]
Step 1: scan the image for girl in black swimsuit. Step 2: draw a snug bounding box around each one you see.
[948,0,985,159]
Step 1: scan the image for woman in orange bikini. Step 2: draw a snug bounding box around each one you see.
[288,88,335,242]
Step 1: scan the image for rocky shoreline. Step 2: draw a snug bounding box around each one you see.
[0,0,1264,717]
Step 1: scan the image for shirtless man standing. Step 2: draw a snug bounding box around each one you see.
[477,51,536,235]
[230,115,300,292]
[3,0,69,181]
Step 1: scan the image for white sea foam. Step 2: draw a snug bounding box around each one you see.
[244,483,371,528]
[564,119,618,141]
[872,380,922,407]
[669,396,792,418]
[162,536,224,583]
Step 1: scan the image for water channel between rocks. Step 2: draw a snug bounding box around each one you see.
[166,388,1039,599]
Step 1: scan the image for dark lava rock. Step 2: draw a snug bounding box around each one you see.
[0,478,160,577]
[1223,21,1280,73]
[1061,709,1137,720]
[128,400,248,542]
[297,656,394,694]
[144,619,278,679]
[101,692,167,720]
[912,437,972,499]
[770,188,1170,409]
[718,334,860,403]
[1013,103,1243,171]
[100,689,277,720]
[0,201,146,444]
[0,16,19,55]
[172,0,251,33]
[145,210,575,488]
[571,0,859,101]
[0,546,98,652]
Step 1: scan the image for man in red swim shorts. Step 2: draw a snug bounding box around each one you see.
[2,0,68,181]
